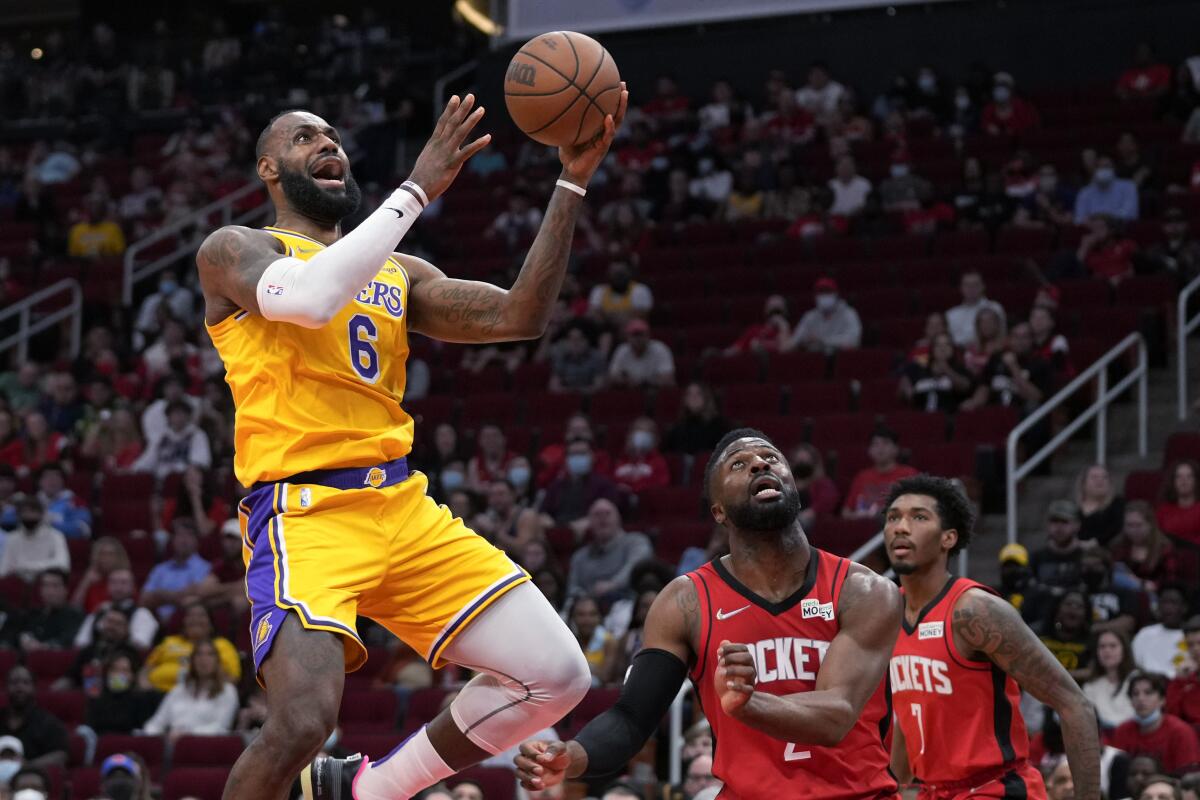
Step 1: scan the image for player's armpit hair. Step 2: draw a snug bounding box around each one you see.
[575,648,688,778]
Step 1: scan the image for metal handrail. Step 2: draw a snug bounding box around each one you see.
[1005,332,1148,543]
[121,181,268,304]
[0,279,82,361]
[432,59,479,126]
[1177,274,1200,420]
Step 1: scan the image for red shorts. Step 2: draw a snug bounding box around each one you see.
[917,762,1047,800]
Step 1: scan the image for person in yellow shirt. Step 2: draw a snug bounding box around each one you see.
[139,602,240,693]
[67,198,127,258]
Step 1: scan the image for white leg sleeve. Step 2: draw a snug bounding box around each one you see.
[440,582,592,754]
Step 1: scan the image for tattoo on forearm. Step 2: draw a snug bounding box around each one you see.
[512,187,582,326]
[425,283,504,335]
[954,596,1101,799]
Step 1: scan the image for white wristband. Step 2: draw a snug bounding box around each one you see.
[400,180,429,208]
[555,179,586,197]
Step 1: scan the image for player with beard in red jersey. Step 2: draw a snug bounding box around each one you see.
[883,475,1100,800]
[515,428,902,799]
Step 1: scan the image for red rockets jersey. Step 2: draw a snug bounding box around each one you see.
[687,548,897,800]
[891,577,1037,787]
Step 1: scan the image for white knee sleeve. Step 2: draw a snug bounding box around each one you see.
[440,582,591,754]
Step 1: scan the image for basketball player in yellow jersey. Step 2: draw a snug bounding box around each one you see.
[198,87,627,800]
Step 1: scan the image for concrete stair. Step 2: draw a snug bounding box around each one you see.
[965,336,1200,587]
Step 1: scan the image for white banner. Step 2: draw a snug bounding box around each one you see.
[504,0,956,42]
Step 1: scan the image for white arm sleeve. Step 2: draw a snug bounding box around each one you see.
[256,182,426,328]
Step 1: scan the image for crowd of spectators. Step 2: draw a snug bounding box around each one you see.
[0,16,1199,800]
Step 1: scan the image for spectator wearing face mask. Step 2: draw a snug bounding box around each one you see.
[1111,673,1200,776]
[0,496,69,582]
[612,418,670,494]
[541,439,624,531]
[789,444,840,528]
[85,652,158,735]
[1016,164,1076,228]
[981,72,1040,136]
[784,278,862,354]
[1075,156,1139,223]
[608,319,675,389]
[878,152,933,212]
[827,155,872,217]
[96,753,147,800]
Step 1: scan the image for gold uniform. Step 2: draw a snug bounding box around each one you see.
[206,226,527,675]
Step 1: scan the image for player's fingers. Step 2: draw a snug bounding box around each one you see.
[614,83,629,126]
[451,107,486,147]
[454,134,492,165]
[435,95,460,136]
[452,93,476,126]
[722,650,755,666]
[725,665,756,680]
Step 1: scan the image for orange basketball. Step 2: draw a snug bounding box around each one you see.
[504,31,622,148]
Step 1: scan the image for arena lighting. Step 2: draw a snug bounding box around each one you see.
[455,0,503,36]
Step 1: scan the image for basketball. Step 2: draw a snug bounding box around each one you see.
[504,31,622,148]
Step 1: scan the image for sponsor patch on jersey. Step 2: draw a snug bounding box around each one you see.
[299,488,312,508]
[255,617,273,651]
[800,598,835,621]
[918,621,944,640]
[364,466,387,488]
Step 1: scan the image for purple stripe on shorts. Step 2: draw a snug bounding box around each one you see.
[244,484,285,673]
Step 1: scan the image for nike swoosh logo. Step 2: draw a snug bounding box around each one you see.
[716,605,750,621]
[387,208,405,219]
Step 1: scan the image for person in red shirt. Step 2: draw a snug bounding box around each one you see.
[1116,43,1173,101]
[615,121,666,174]
[13,410,66,478]
[981,73,1040,137]
[1166,617,1200,734]
[641,75,691,129]
[1110,672,1200,775]
[466,423,517,493]
[612,417,670,494]
[1157,460,1200,546]
[885,475,1099,799]
[536,414,612,488]
[724,294,792,356]
[843,426,919,518]
[1077,215,1138,285]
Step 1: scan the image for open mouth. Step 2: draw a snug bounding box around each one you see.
[750,474,783,502]
[890,540,913,557]
[311,157,346,190]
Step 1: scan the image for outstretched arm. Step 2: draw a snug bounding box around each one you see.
[953,588,1100,800]
[407,85,628,343]
[514,574,696,790]
[715,564,901,746]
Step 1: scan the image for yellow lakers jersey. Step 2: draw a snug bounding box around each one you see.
[206,227,414,487]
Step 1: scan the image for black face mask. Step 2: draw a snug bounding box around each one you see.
[610,277,631,292]
[277,161,362,225]
[20,516,41,530]
[102,775,138,800]
[1082,570,1106,590]
[791,462,815,480]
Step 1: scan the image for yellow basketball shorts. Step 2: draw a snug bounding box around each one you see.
[240,457,528,675]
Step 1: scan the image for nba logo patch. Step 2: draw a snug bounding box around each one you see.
[255,617,273,651]
[265,284,285,296]
[919,621,944,640]
[364,467,387,488]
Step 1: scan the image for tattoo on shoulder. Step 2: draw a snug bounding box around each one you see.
[198,228,248,272]
[953,592,1071,700]
[673,579,700,640]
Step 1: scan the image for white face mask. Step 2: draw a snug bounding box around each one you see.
[890,164,910,179]
[630,430,654,452]
[993,86,1012,103]
[815,294,838,312]
[955,93,971,110]
[1094,167,1115,185]
[917,74,937,93]
[0,760,21,784]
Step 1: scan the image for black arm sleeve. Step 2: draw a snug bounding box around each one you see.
[574,647,689,779]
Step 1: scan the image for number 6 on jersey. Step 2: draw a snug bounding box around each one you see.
[348,313,379,383]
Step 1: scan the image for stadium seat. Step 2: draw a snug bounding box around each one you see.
[0,576,27,606]
[832,349,900,381]
[1116,275,1176,309]
[1164,433,1200,466]
[994,226,1055,255]
[954,406,1019,446]
[933,230,990,256]
[96,734,166,768]
[339,689,399,733]
[809,517,880,558]
[27,649,78,686]
[720,382,783,419]
[36,689,84,726]
[786,381,853,417]
[655,521,712,564]
[885,410,950,444]
[908,442,979,480]
[809,413,879,452]
[1124,469,1163,503]
[701,354,763,385]
[172,735,245,767]
[589,389,650,423]
[764,351,827,382]
[70,767,101,800]
[562,686,621,737]
[638,486,705,522]
[163,767,231,800]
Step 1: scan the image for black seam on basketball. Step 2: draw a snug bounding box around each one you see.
[571,47,608,145]
[524,90,589,136]
[560,30,582,83]
[514,49,607,120]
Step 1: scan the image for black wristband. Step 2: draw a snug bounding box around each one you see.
[576,648,689,779]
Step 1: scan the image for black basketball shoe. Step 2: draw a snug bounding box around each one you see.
[300,753,369,800]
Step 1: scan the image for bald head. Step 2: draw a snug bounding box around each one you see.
[255,109,311,160]
[254,109,361,225]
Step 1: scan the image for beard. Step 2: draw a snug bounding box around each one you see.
[277,161,362,224]
[725,483,802,532]
[891,559,917,575]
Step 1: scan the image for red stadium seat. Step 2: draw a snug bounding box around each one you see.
[1164,433,1200,467]
[994,226,1056,255]
[765,350,827,382]
[404,688,450,731]
[1124,470,1163,503]
[787,381,853,417]
[448,767,517,800]
[933,230,990,256]
[36,689,84,725]
[832,349,900,381]
[655,521,712,564]
[172,735,245,767]
[527,393,584,427]
[1116,275,1175,309]
[70,767,101,800]
[562,686,621,737]
[855,378,906,413]
[163,767,231,800]
[851,288,913,320]
[339,689,399,733]
[512,362,552,392]
[885,410,950,445]
[908,442,979,479]
[809,413,879,452]
[638,486,704,522]
[954,406,1019,446]
[1056,278,1112,310]
[96,734,165,768]
[27,650,78,686]
[589,389,650,423]
[0,576,28,606]
[910,285,961,315]
[701,354,763,385]
[720,382,783,419]
[809,517,880,558]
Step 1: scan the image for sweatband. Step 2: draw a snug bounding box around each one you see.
[576,648,689,778]
[256,185,425,328]
[555,179,586,197]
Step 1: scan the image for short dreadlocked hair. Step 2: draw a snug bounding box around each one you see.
[883,474,975,555]
[703,427,774,504]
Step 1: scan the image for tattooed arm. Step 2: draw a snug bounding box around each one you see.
[195,226,289,326]
[407,84,628,344]
[716,563,902,745]
[514,575,697,790]
[953,588,1100,800]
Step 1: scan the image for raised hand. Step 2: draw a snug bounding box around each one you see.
[558,82,629,188]
[408,94,492,202]
[715,640,757,716]
[514,740,573,791]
